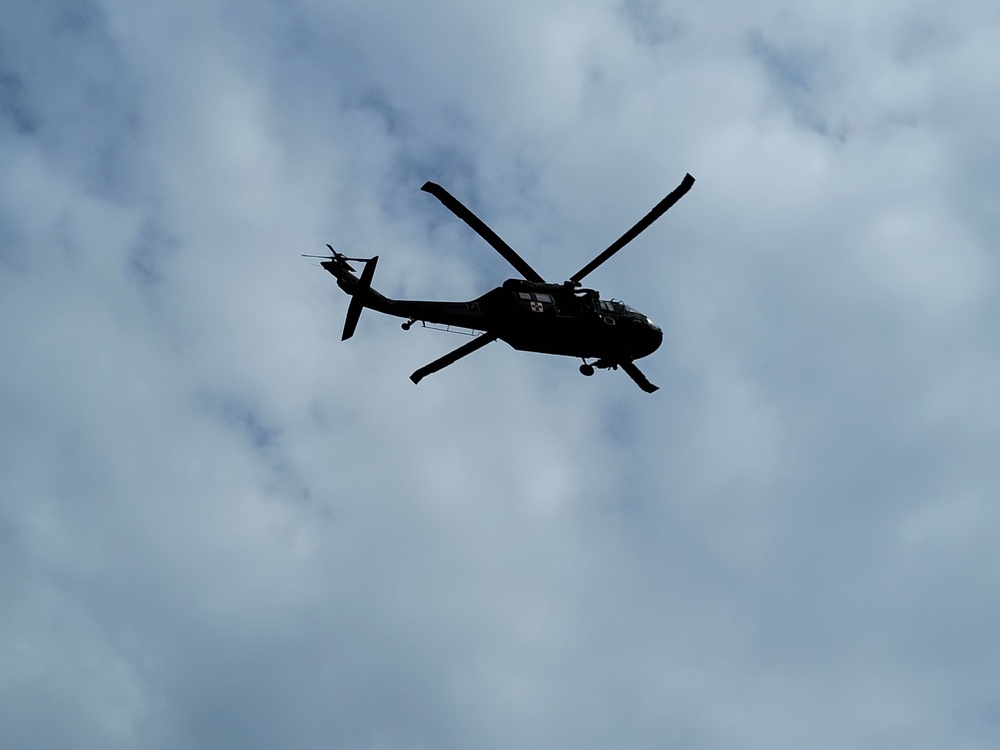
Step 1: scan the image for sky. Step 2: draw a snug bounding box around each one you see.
[1,0,999,748]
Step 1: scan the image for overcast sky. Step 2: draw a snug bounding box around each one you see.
[2,1,999,748]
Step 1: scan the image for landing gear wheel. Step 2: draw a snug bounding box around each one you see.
[579,363,595,377]
[401,321,412,331]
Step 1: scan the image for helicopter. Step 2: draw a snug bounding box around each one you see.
[310,172,694,393]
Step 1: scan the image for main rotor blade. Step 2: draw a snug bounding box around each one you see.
[621,361,659,393]
[410,333,499,385]
[421,182,545,283]
[570,173,695,284]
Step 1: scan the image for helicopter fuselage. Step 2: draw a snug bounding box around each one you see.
[326,261,662,364]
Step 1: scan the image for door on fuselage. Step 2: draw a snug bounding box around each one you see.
[513,289,557,315]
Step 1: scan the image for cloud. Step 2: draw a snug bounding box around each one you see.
[2,1,999,749]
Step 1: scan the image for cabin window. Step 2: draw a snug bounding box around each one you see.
[519,292,532,300]
[535,293,553,304]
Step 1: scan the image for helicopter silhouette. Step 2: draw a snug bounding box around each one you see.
[311,173,694,393]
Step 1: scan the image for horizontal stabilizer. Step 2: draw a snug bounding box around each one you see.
[342,256,378,340]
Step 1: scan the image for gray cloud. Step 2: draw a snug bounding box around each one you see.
[1,1,999,749]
